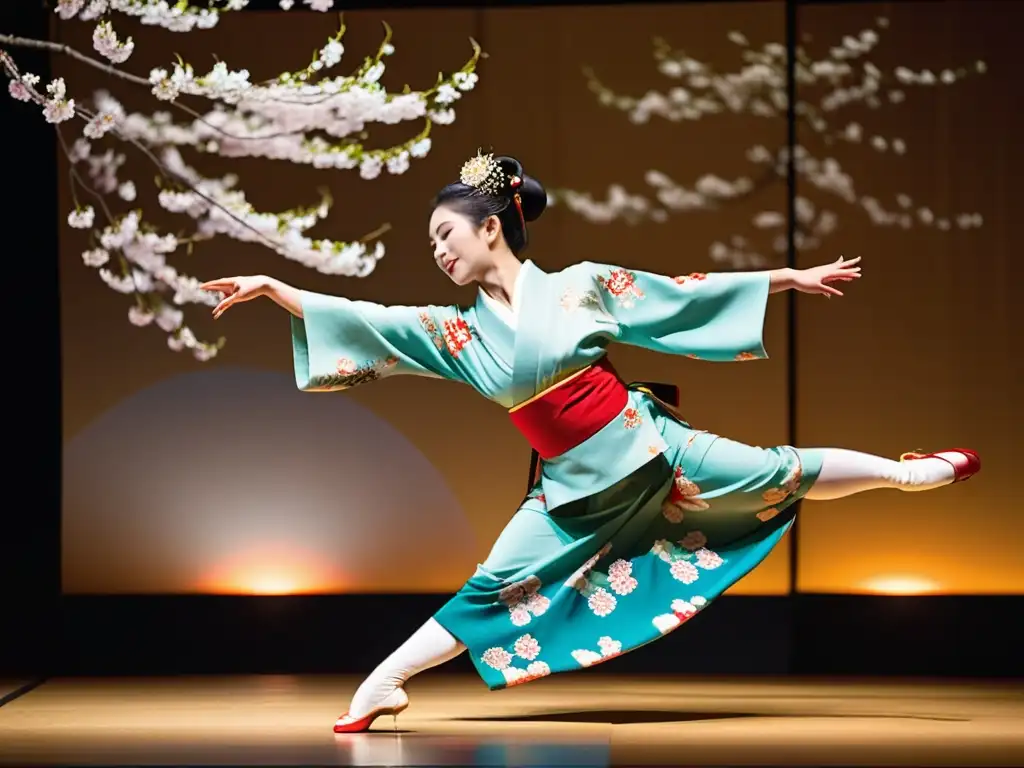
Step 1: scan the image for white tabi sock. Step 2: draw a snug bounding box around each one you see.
[804,448,959,502]
[346,617,465,720]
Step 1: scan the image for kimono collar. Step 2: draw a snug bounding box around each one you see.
[476,260,531,330]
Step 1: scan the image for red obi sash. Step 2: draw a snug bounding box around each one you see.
[508,356,629,460]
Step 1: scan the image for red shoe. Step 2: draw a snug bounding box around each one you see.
[333,688,409,734]
[900,448,981,484]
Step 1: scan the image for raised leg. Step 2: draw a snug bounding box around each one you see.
[334,617,466,733]
[804,447,980,502]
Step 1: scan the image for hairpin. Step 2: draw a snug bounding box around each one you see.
[460,150,507,196]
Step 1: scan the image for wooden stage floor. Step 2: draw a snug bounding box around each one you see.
[0,675,1021,766]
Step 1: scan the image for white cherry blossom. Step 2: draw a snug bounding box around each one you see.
[2,13,481,358]
[92,20,134,64]
[552,17,986,268]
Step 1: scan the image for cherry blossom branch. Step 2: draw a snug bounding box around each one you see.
[52,0,251,34]
[33,62,394,293]
[55,85,398,272]
[52,0,345,32]
[2,46,391,258]
[9,6,482,167]
[54,120,225,360]
[155,145,391,276]
[1,23,482,152]
[0,32,293,145]
[5,3,482,360]
[55,124,116,224]
[0,33,149,85]
[57,91,305,255]
[552,17,986,269]
[126,28,482,172]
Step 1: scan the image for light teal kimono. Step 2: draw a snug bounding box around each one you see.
[291,260,823,690]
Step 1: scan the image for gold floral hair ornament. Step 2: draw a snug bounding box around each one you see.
[460,150,508,196]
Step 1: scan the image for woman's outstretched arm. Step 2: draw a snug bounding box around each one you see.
[200,274,473,393]
[573,254,861,363]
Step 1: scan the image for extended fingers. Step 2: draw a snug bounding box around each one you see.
[825,264,861,281]
[821,283,844,297]
[212,294,236,319]
[201,279,237,293]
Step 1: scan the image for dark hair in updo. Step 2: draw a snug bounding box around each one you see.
[432,155,547,255]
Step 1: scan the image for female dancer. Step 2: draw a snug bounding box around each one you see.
[201,152,980,733]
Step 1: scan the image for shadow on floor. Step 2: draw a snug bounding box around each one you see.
[453,709,969,724]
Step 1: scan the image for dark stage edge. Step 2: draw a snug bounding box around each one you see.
[2,594,1016,678]
[236,0,954,10]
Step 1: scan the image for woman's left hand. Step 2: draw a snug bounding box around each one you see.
[793,255,862,297]
[201,275,269,319]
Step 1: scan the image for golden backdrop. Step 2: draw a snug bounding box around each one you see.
[56,2,1022,596]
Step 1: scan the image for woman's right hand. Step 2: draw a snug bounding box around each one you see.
[201,275,269,319]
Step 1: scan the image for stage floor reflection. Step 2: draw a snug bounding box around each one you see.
[0,674,1021,766]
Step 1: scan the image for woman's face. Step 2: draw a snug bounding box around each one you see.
[428,204,500,286]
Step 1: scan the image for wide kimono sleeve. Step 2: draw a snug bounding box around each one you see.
[583,262,772,362]
[290,290,465,392]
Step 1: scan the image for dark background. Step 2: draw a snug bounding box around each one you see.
[2,0,1021,684]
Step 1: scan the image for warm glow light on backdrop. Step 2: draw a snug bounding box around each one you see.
[57,2,1022,596]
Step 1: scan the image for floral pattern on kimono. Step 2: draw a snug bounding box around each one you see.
[559,287,602,313]
[653,596,709,634]
[673,272,707,285]
[499,575,552,627]
[623,407,643,430]
[661,465,709,522]
[480,633,553,687]
[596,268,646,309]
[760,455,804,508]
[417,311,445,352]
[307,355,398,392]
[565,544,641,618]
[571,636,624,667]
[652,538,726,585]
[418,308,477,359]
[442,316,475,358]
